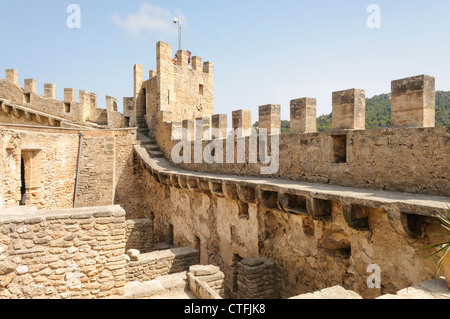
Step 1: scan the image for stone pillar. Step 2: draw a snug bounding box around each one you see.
[259,104,281,135]
[195,117,211,140]
[171,122,182,140]
[24,79,36,93]
[79,90,96,122]
[290,97,317,133]
[212,114,228,139]
[237,258,277,299]
[157,41,173,72]
[106,96,117,112]
[391,75,435,128]
[44,83,56,99]
[5,69,18,83]
[149,70,156,78]
[134,64,145,121]
[182,119,195,141]
[177,50,190,68]
[156,42,175,113]
[192,56,202,71]
[188,265,225,299]
[332,89,366,130]
[232,110,252,137]
[64,88,76,102]
[203,62,214,76]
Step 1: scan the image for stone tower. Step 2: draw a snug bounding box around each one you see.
[124,41,214,138]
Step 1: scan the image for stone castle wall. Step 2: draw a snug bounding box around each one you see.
[125,41,214,136]
[0,127,80,210]
[125,247,199,283]
[0,43,449,300]
[152,74,448,197]
[157,126,449,196]
[0,71,124,128]
[132,167,448,299]
[0,125,139,213]
[125,219,154,253]
[0,206,126,299]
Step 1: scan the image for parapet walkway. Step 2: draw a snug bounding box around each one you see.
[134,133,450,237]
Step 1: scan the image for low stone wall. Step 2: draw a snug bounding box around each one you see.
[237,258,277,299]
[125,219,153,253]
[125,247,199,282]
[0,205,126,299]
[187,265,225,299]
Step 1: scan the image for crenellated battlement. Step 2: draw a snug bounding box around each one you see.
[159,74,436,141]
[125,42,215,137]
[147,73,448,197]
[0,41,448,300]
[0,69,125,128]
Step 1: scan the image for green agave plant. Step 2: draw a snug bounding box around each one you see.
[423,207,450,273]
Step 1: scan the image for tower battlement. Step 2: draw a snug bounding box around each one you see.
[0,69,125,128]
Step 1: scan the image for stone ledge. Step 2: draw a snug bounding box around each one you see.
[377,278,449,299]
[112,272,188,299]
[289,286,363,299]
[133,143,450,220]
[0,205,125,224]
[128,247,198,266]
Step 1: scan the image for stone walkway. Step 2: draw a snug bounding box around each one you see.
[108,272,196,299]
[377,278,449,299]
[134,140,450,219]
[290,278,449,299]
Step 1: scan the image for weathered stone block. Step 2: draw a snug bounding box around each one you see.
[259,104,281,135]
[5,69,18,83]
[44,83,56,99]
[332,89,365,130]
[195,117,211,140]
[290,98,317,133]
[192,56,202,71]
[24,79,36,94]
[232,110,252,137]
[182,119,195,141]
[391,75,435,128]
[211,114,228,139]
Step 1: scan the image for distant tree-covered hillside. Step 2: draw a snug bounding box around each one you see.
[253,91,450,133]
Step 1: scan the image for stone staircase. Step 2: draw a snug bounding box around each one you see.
[122,272,195,299]
[136,132,165,159]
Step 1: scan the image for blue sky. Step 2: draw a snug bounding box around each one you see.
[0,0,449,120]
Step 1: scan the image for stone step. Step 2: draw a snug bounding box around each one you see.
[136,133,155,145]
[138,128,150,135]
[136,117,147,125]
[148,150,165,158]
[123,272,190,299]
[146,144,160,152]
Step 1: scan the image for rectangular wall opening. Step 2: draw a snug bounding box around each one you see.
[332,135,347,163]
[199,84,204,95]
[24,93,31,104]
[237,201,249,220]
[231,254,243,295]
[194,236,201,252]
[167,223,174,246]
[64,103,71,113]
[282,194,308,215]
[20,156,26,205]
[142,88,147,115]
[19,150,42,206]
